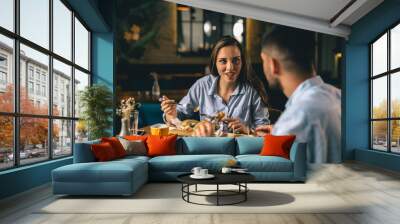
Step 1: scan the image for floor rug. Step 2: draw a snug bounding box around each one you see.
[38,183,362,214]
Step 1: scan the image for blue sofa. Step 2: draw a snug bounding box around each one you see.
[52,137,306,196]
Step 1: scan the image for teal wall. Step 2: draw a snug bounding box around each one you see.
[0,1,115,200]
[92,32,115,135]
[345,0,400,171]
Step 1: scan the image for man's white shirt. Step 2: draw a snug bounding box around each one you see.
[272,76,341,163]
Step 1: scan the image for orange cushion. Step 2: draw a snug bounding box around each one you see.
[91,142,117,161]
[146,135,177,157]
[101,137,126,158]
[124,135,148,142]
[260,134,296,159]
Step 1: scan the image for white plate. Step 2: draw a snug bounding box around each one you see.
[190,174,215,179]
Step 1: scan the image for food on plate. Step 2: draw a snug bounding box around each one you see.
[181,119,200,131]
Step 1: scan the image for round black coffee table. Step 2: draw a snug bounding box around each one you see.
[177,173,255,206]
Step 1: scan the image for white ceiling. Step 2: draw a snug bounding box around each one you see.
[164,0,384,38]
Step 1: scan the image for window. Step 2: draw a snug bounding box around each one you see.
[42,85,46,97]
[177,5,245,56]
[0,71,6,85]
[0,54,7,87]
[28,67,34,80]
[28,81,34,94]
[35,83,40,95]
[370,23,400,154]
[0,0,91,170]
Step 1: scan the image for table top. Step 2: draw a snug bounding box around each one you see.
[177,172,255,185]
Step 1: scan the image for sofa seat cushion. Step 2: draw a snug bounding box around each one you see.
[53,159,147,183]
[236,155,293,172]
[149,154,235,172]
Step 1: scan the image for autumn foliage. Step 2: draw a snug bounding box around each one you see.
[0,85,59,151]
[372,99,400,141]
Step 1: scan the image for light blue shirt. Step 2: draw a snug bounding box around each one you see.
[176,75,269,129]
[272,76,341,164]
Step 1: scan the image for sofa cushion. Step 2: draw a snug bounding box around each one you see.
[148,154,235,172]
[52,159,147,183]
[101,137,127,158]
[147,135,177,157]
[178,137,235,155]
[91,142,118,161]
[119,138,147,156]
[260,134,296,159]
[236,155,293,172]
[235,137,263,155]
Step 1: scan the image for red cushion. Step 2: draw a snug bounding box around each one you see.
[91,142,117,161]
[101,137,126,158]
[146,135,177,157]
[260,134,296,159]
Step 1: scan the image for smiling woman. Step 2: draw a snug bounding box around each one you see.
[161,36,269,136]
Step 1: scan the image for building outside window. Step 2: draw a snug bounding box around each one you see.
[370,22,400,154]
[0,0,92,170]
[0,54,7,89]
[177,5,245,56]
[28,81,34,94]
[28,67,34,80]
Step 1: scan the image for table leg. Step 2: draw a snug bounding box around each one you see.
[245,183,247,201]
[217,184,219,206]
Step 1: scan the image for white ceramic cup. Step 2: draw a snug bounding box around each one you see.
[200,169,208,176]
[191,167,202,176]
[221,167,232,174]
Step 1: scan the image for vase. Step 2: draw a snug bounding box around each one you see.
[118,117,130,137]
[130,110,139,135]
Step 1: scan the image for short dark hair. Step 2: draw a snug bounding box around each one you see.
[261,26,315,75]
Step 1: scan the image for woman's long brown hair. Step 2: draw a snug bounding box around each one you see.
[209,36,268,106]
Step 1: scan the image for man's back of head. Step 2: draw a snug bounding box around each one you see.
[261,26,316,77]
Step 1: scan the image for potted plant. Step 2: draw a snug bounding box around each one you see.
[79,84,113,140]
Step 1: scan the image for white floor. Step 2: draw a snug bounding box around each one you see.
[1,162,400,224]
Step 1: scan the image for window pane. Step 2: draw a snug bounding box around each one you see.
[20,0,49,49]
[180,9,190,21]
[75,17,89,70]
[0,116,13,170]
[53,59,72,117]
[391,24,400,70]
[75,120,88,142]
[53,119,72,158]
[372,121,387,151]
[0,0,14,32]
[0,34,14,112]
[74,69,89,118]
[372,33,387,76]
[391,72,400,118]
[192,23,203,52]
[20,44,49,115]
[391,120,400,153]
[178,23,190,53]
[372,77,387,119]
[20,117,49,165]
[53,0,72,60]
